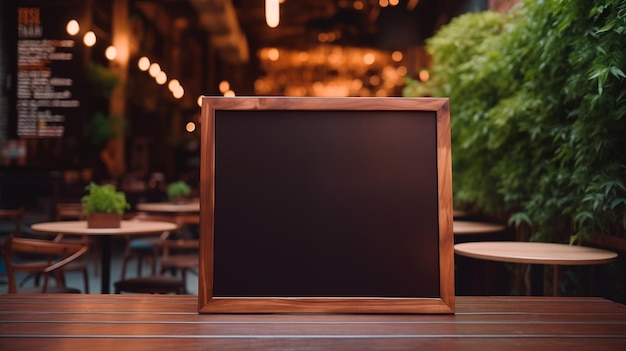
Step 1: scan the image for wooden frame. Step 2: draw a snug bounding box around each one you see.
[199,97,454,314]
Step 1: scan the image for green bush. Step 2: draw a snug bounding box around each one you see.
[406,0,626,243]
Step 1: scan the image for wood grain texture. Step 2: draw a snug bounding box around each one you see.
[454,242,618,265]
[198,97,454,313]
[1,295,625,351]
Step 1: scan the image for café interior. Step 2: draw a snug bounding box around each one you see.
[1,0,625,350]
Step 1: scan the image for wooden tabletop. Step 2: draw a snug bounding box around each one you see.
[31,220,178,236]
[1,294,625,350]
[454,241,618,265]
[136,202,200,213]
[453,220,506,235]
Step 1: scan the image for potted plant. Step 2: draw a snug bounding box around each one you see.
[81,182,130,228]
[166,180,191,203]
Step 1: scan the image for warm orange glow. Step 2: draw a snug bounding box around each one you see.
[168,79,180,92]
[353,1,364,10]
[391,51,403,62]
[419,69,430,82]
[265,0,280,28]
[197,96,203,107]
[186,122,196,133]
[83,31,96,46]
[173,85,184,99]
[105,46,117,61]
[156,71,167,85]
[363,53,375,65]
[268,48,280,61]
[224,90,236,97]
[297,51,309,62]
[138,56,150,71]
[219,80,230,93]
[66,20,79,35]
[149,63,161,77]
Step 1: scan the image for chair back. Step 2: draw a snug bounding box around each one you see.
[55,203,85,220]
[160,239,199,258]
[0,208,24,237]
[128,213,181,239]
[2,236,87,293]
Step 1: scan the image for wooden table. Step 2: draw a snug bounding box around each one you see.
[135,202,200,238]
[454,241,618,295]
[1,294,625,351]
[30,220,178,293]
[136,201,200,213]
[453,220,506,235]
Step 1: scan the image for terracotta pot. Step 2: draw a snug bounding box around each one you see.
[87,213,122,228]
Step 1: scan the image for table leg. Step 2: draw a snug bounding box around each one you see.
[100,236,112,294]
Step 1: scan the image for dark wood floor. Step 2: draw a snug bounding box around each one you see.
[1,294,625,350]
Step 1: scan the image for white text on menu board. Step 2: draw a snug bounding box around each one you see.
[17,7,79,138]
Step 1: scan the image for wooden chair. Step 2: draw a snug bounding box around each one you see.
[2,235,87,293]
[120,213,180,279]
[0,208,24,238]
[51,202,93,293]
[0,208,24,286]
[159,238,199,292]
[114,238,196,295]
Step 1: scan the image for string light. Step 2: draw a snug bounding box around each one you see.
[148,63,161,77]
[105,46,117,61]
[155,71,167,85]
[185,122,196,133]
[66,20,79,35]
[168,79,181,92]
[83,31,96,46]
[218,80,230,93]
[138,56,150,71]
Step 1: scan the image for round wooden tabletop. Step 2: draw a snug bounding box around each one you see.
[454,241,618,265]
[135,202,200,213]
[453,221,506,235]
[31,220,178,236]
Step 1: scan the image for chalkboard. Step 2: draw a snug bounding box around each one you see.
[199,97,454,314]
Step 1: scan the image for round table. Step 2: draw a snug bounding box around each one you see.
[454,241,618,295]
[31,220,178,293]
[135,202,200,236]
[453,221,506,235]
[136,202,199,213]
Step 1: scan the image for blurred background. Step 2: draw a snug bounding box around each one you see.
[0,0,496,213]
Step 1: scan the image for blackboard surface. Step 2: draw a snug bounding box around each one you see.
[199,97,454,314]
[213,110,440,297]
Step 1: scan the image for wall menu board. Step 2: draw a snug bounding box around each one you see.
[16,0,85,138]
[199,97,454,314]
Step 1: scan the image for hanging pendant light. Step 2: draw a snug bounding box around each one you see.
[265,0,280,28]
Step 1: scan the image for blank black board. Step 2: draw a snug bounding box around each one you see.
[199,97,454,314]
